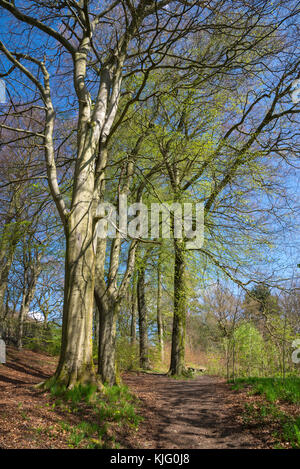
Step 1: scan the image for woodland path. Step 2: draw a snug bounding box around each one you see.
[123,372,269,449]
[0,347,269,449]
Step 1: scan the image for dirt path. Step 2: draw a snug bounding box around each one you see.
[123,373,269,449]
[0,347,269,449]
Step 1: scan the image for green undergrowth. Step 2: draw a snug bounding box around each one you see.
[229,377,300,449]
[47,382,142,448]
[242,401,300,449]
[229,377,300,404]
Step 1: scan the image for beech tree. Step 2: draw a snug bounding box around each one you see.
[137,246,153,369]
[156,246,164,362]
[1,0,299,388]
[0,136,49,331]
[94,161,138,385]
[16,232,43,349]
[131,11,300,374]
[94,124,160,384]
[0,186,23,321]
[0,0,210,387]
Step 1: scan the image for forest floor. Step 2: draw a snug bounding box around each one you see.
[0,346,291,449]
[122,373,271,449]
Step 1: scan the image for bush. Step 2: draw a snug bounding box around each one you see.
[116,337,140,371]
[23,322,61,355]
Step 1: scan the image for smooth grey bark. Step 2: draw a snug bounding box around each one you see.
[55,213,97,387]
[0,251,14,319]
[130,294,137,346]
[93,307,99,351]
[94,228,120,386]
[157,250,164,362]
[50,47,123,388]
[169,238,186,376]
[17,240,42,349]
[95,233,137,385]
[0,190,22,320]
[95,290,119,386]
[95,141,141,385]
[130,273,138,345]
[137,257,150,370]
[17,285,29,350]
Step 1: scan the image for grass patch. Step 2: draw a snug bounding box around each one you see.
[47,382,141,448]
[63,421,105,448]
[230,376,300,448]
[229,377,300,404]
[50,382,98,405]
[242,401,300,449]
[281,416,300,449]
[98,384,142,428]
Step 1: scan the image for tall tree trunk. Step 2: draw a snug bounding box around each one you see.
[130,299,137,345]
[169,239,186,376]
[52,212,98,388]
[0,253,13,335]
[157,251,164,363]
[94,233,120,386]
[137,261,150,370]
[232,338,236,382]
[94,152,138,385]
[93,307,99,351]
[0,255,13,318]
[0,188,22,320]
[17,287,27,349]
[95,292,119,386]
[130,274,137,345]
[17,250,41,349]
